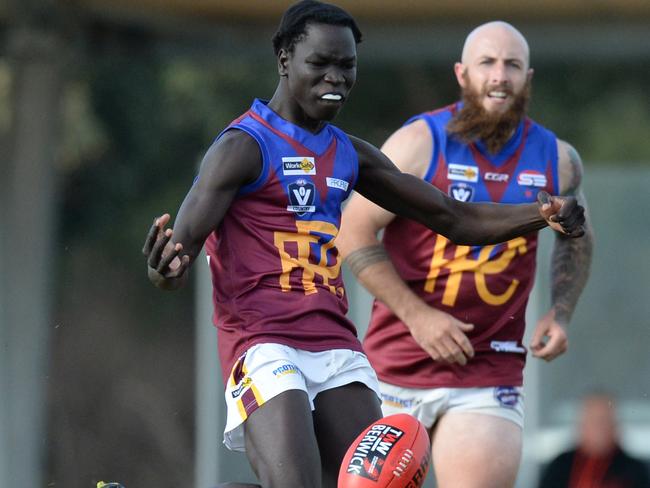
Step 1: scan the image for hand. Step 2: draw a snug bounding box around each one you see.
[537,191,585,237]
[142,214,190,285]
[529,308,568,362]
[406,305,475,365]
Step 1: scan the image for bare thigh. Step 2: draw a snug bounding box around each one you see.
[313,382,382,488]
[431,412,522,488]
[244,389,321,488]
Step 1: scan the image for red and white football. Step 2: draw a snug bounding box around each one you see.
[338,413,431,488]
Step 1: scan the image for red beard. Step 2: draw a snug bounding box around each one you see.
[446,78,531,155]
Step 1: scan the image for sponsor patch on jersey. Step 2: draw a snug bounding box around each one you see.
[326,177,349,191]
[517,170,547,187]
[282,156,316,175]
[485,172,509,182]
[494,386,521,409]
[449,182,474,202]
[272,363,299,377]
[448,163,479,182]
[231,376,252,399]
[287,179,316,215]
[345,424,404,480]
[490,340,526,354]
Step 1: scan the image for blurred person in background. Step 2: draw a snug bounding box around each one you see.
[538,392,650,488]
[337,21,594,488]
[141,2,586,487]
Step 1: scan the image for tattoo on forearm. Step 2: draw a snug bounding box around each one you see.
[551,230,593,325]
[552,143,592,325]
[564,146,584,195]
[345,245,390,277]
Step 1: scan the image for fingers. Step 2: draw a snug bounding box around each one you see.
[435,324,474,365]
[531,333,568,362]
[142,218,160,257]
[142,214,171,256]
[529,326,546,351]
[537,190,551,206]
[531,339,568,362]
[148,228,173,269]
[451,325,474,359]
[157,241,183,273]
[541,195,586,237]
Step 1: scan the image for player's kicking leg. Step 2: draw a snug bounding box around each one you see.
[313,382,383,487]
[244,389,322,488]
[431,412,522,488]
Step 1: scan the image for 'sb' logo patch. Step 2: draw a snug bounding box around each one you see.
[287,179,316,215]
[282,156,316,175]
[517,170,547,187]
[449,182,474,202]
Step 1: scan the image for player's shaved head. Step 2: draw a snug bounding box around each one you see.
[449,21,533,154]
[461,21,530,69]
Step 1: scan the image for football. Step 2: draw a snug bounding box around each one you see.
[338,413,431,488]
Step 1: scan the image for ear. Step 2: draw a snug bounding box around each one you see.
[278,48,290,77]
[454,62,467,88]
[526,67,534,83]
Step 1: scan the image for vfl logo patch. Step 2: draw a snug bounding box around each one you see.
[345,423,404,480]
[449,182,474,202]
[448,163,479,182]
[282,156,316,175]
[272,364,299,377]
[326,177,349,191]
[231,377,252,399]
[485,172,509,182]
[287,179,316,215]
[517,170,547,187]
[494,386,520,409]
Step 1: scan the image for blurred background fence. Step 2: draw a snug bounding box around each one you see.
[1,1,649,487]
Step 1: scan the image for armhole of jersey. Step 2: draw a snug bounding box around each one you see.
[412,115,440,183]
[216,125,270,196]
[549,132,560,195]
[339,129,359,193]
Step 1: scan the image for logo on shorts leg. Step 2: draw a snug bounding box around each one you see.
[272,363,299,377]
[381,393,415,409]
[231,377,252,399]
[494,386,520,409]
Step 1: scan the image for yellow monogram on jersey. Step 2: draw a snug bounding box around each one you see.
[273,221,344,297]
[424,235,528,306]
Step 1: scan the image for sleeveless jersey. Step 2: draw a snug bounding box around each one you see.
[364,103,559,388]
[205,99,362,382]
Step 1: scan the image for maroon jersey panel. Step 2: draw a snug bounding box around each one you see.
[364,104,559,388]
[206,99,362,382]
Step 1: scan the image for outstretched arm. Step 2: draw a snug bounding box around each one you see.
[142,130,261,290]
[351,135,585,246]
[530,140,594,361]
[338,121,474,365]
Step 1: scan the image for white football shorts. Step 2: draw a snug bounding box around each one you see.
[223,343,380,451]
[378,381,524,430]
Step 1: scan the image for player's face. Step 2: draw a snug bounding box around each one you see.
[280,23,357,125]
[457,31,531,114]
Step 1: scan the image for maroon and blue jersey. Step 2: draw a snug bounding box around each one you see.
[204,99,362,382]
[364,103,559,388]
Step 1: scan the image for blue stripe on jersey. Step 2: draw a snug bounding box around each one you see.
[216,98,358,228]
[406,103,559,204]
